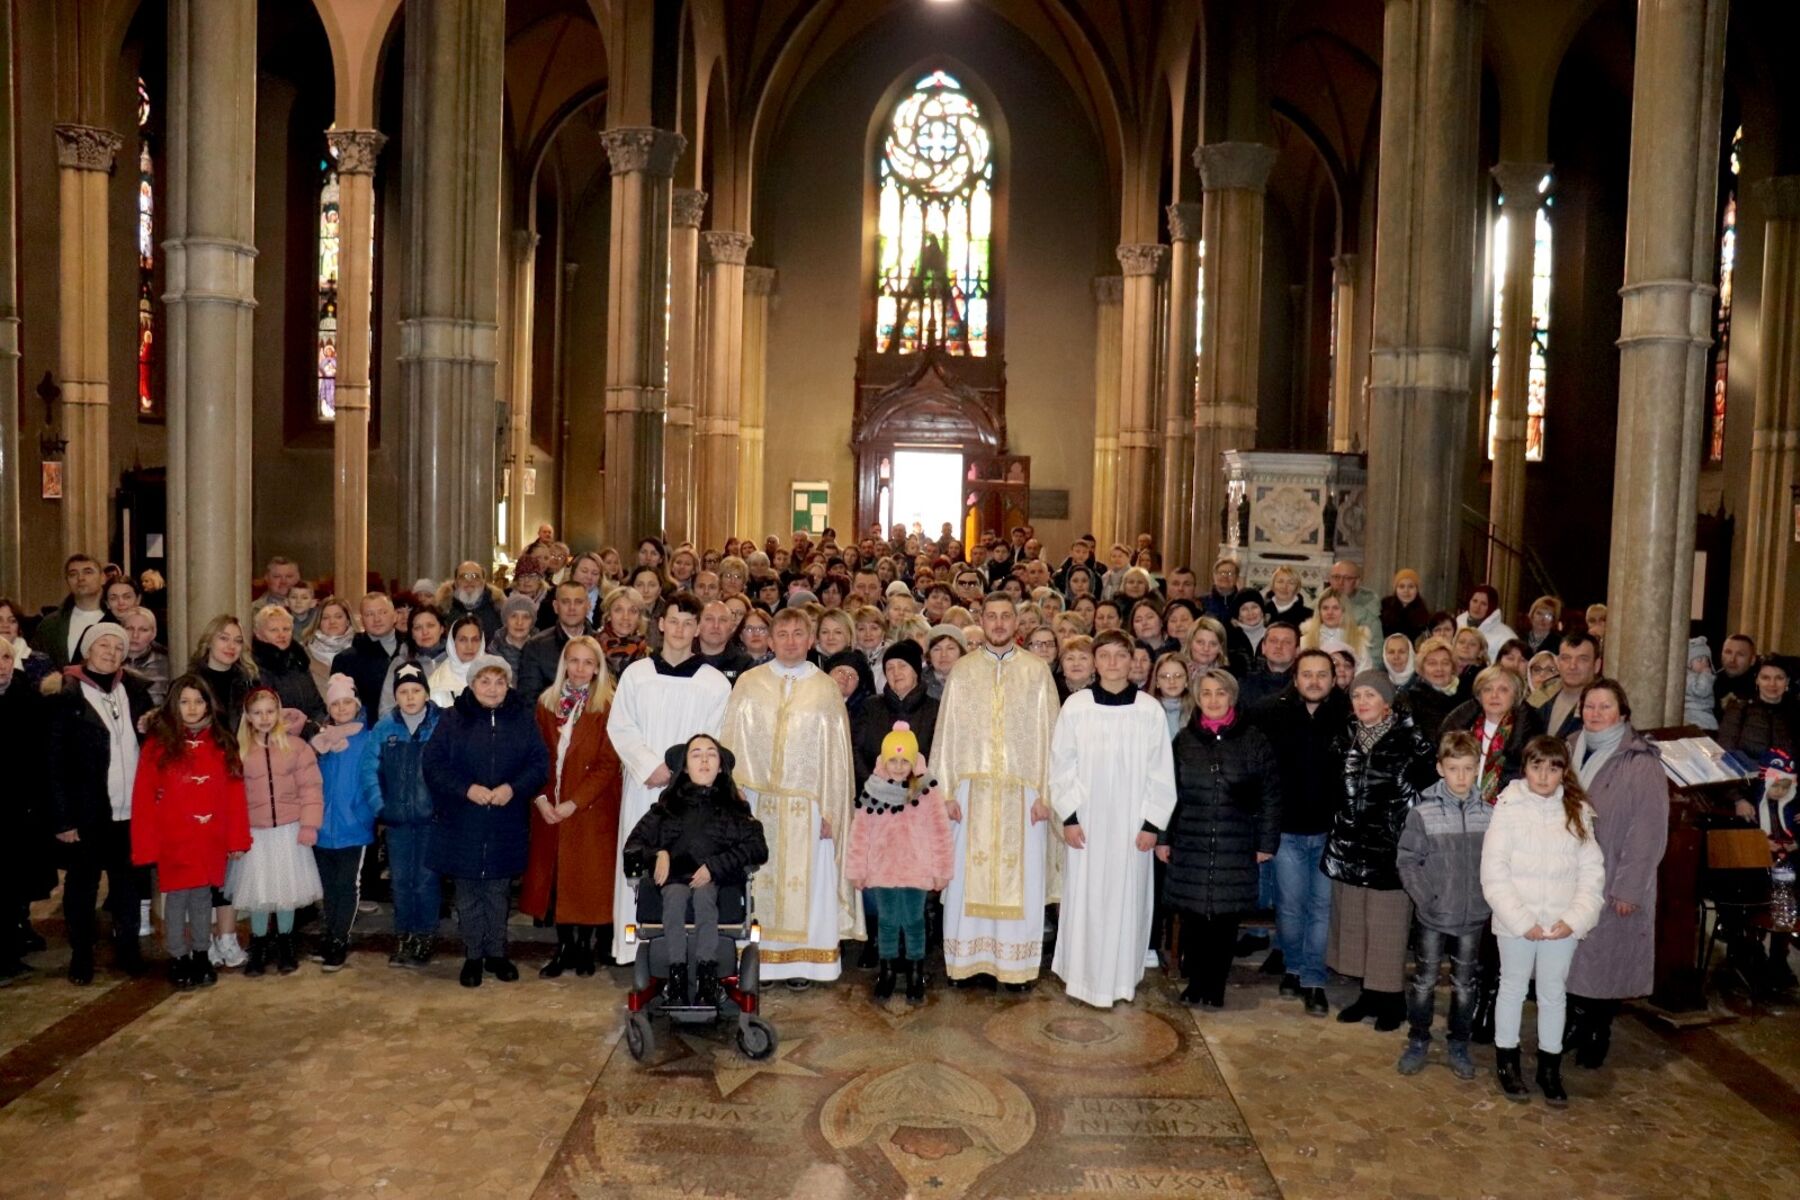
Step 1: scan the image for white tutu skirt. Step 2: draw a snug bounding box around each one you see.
[227,822,324,913]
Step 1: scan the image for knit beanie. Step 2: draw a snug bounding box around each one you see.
[325,672,358,707]
[880,721,920,766]
[78,621,128,656]
[392,662,429,695]
[882,638,925,677]
[1349,669,1396,705]
[1231,589,1267,620]
[512,555,544,578]
[466,654,514,685]
[927,623,967,651]
[1392,568,1422,591]
[885,580,913,599]
[502,593,538,621]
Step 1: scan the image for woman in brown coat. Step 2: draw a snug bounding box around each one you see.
[1564,679,1668,1068]
[521,635,623,977]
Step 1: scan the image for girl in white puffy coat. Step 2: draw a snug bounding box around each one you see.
[1480,734,1606,1107]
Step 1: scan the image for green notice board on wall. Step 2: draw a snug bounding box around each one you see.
[791,481,829,534]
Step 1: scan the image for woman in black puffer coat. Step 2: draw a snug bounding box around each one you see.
[1164,667,1281,1008]
[1322,671,1438,1030]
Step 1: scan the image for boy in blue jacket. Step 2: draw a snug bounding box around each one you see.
[311,673,378,971]
[360,662,441,968]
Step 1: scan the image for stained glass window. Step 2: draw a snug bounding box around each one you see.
[136,78,158,419]
[1708,125,1741,464]
[316,153,341,421]
[875,70,993,355]
[1486,179,1553,461]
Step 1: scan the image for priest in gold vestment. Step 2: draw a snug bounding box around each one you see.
[935,593,1061,988]
[720,608,862,983]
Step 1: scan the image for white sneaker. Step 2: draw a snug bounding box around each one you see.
[207,934,225,966]
[214,932,249,969]
[1144,947,1161,969]
[138,900,153,937]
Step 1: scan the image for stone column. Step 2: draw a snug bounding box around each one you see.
[505,228,539,556]
[326,128,385,598]
[1606,0,1728,725]
[696,229,751,549]
[1735,178,1800,649]
[1115,244,1167,545]
[1487,163,1552,617]
[664,187,706,547]
[0,0,18,596]
[54,123,120,563]
[163,0,256,655]
[1160,203,1201,569]
[600,126,684,547]
[738,265,776,540]
[1364,0,1482,607]
[1090,275,1124,545]
[397,0,503,583]
[1330,253,1359,452]
[1192,143,1277,559]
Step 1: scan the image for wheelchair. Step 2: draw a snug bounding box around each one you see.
[621,871,777,1063]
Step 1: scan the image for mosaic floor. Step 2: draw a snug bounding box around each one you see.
[2,904,1797,1199]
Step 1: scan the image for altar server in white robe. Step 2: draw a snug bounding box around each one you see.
[721,607,861,984]
[1049,630,1178,1006]
[935,592,1061,990]
[606,592,732,962]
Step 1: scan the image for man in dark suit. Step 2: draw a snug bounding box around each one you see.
[1535,631,1601,740]
[517,581,596,701]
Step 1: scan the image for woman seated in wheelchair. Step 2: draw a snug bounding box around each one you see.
[622,735,768,1006]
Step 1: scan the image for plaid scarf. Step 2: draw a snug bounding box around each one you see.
[1478,709,1514,804]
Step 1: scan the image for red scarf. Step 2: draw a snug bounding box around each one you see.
[1479,709,1514,804]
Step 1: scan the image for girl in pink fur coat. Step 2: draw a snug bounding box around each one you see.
[845,722,953,1004]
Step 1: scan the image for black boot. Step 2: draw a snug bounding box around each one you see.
[409,933,434,968]
[1470,982,1498,1045]
[17,907,45,954]
[275,933,300,975]
[573,926,597,977]
[1577,1002,1615,1069]
[1495,1047,1530,1102]
[167,954,193,990]
[873,958,898,1001]
[1564,996,1591,1061]
[663,962,690,1005]
[320,937,349,973]
[192,950,218,987]
[113,936,146,977]
[244,935,269,978]
[459,958,482,987]
[1336,989,1378,1024]
[68,945,95,986]
[904,959,926,1004]
[1372,990,1406,1032]
[540,926,574,978]
[1260,948,1288,976]
[388,933,411,969]
[695,961,720,1007]
[1536,1050,1568,1107]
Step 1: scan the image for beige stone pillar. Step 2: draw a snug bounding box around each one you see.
[326,128,384,599]
[1606,0,1728,725]
[0,0,18,596]
[738,265,775,540]
[1090,275,1124,545]
[54,123,120,563]
[1160,203,1201,569]
[1364,0,1482,607]
[1115,244,1167,545]
[504,228,538,556]
[163,0,257,655]
[1487,162,1552,617]
[397,0,503,582]
[1735,178,1800,649]
[664,187,706,547]
[600,127,684,548]
[696,229,751,549]
[1330,253,1360,452]
[1192,143,1277,558]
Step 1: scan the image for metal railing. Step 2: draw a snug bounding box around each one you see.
[1460,503,1560,607]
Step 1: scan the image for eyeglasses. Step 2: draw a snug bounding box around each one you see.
[458,571,484,581]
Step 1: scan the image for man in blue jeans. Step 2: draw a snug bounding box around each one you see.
[1250,648,1346,1015]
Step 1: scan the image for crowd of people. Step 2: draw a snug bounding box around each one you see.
[3,520,1797,1107]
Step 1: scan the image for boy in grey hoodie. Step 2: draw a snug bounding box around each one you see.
[1394,730,1492,1079]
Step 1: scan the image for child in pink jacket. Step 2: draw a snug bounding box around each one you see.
[845,722,953,1004]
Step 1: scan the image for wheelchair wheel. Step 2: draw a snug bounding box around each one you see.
[625,1012,656,1062]
[736,1015,777,1061]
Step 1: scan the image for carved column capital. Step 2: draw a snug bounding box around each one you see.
[701,230,754,266]
[1491,161,1553,210]
[327,128,388,175]
[1331,252,1359,277]
[512,228,540,261]
[1193,142,1278,194]
[1116,243,1168,277]
[1091,274,1124,305]
[744,265,777,296]
[1754,176,1800,221]
[599,126,685,178]
[672,188,709,229]
[54,124,121,173]
[1166,202,1203,244]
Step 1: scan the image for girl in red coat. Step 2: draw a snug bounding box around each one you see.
[131,673,250,990]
